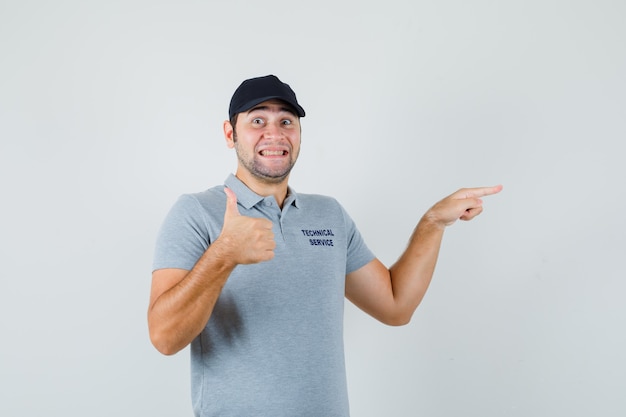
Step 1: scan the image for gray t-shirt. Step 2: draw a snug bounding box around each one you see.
[153,174,375,417]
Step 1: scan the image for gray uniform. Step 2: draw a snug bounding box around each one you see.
[153,174,375,417]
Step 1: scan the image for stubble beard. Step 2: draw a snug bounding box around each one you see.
[233,134,298,185]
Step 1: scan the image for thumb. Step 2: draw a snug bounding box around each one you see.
[223,187,240,219]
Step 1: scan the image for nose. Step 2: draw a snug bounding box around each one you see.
[262,121,283,139]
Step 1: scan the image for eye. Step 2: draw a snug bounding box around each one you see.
[252,117,264,125]
[281,119,292,126]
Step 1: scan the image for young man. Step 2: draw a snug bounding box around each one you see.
[148,74,502,416]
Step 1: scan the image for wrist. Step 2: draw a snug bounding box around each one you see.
[419,211,447,232]
[207,237,239,269]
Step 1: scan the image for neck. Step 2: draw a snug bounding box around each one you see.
[235,170,290,208]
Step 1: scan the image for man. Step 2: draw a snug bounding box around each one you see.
[148,74,502,416]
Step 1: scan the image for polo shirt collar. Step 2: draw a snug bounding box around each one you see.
[224,174,300,210]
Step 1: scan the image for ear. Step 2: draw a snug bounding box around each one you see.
[223,120,235,148]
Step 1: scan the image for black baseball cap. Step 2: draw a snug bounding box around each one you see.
[228,75,306,119]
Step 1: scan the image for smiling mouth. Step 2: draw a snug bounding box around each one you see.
[260,150,287,156]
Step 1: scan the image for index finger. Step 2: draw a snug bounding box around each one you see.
[458,184,503,199]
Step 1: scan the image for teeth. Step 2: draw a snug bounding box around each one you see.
[261,150,285,156]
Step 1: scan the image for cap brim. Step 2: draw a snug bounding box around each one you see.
[233,96,306,118]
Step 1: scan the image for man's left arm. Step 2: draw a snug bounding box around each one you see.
[345,185,502,326]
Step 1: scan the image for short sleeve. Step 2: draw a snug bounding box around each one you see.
[152,194,210,272]
[341,204,375,274]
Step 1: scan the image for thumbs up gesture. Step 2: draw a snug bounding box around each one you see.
[218,187,276,264]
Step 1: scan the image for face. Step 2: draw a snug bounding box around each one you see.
[225,99,301,185]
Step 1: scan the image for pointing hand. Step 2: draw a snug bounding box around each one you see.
[219,187,276,264]
[425,185,503,228]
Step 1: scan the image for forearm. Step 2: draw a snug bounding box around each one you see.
[346,185,500,326]
[148,240,236,355]
[388,216,445,322]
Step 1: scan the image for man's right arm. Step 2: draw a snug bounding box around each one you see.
[148,241,238,355]
[147,188,275,355]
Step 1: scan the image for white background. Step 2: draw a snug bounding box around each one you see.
[1,1,625,416]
